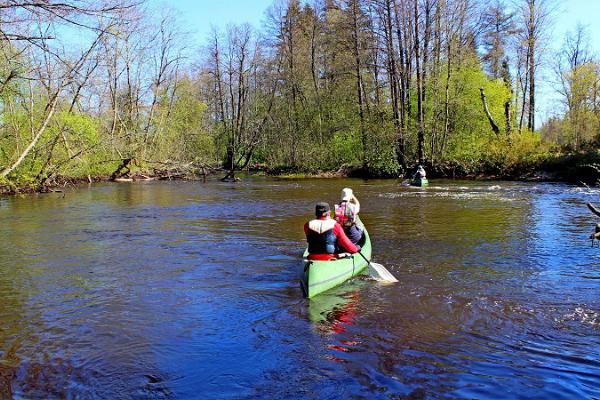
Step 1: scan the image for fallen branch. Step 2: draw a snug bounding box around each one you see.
[587,202,600,217]
[109,158,132,181]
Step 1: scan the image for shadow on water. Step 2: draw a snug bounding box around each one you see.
[1,178,600,398]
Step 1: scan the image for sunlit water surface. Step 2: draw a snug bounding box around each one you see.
[1,178,600,398]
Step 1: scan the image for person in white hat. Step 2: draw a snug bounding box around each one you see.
[334,188,363,244]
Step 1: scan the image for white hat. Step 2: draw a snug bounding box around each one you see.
[341,188,353,201]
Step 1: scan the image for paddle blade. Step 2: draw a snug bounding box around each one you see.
[368,262,398,282]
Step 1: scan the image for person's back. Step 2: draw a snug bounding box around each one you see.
[415,165,426,179]
[305,202,359,260]
[335,188,363,245]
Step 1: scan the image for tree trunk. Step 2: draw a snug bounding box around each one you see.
[430,0,441,165]
[527,0,535,131]
[384,0,404,172]
[414,0,425,165]
[480,87,500,135]
[394,0,408,171]
[350,0,366,167]
[1,91,61,178]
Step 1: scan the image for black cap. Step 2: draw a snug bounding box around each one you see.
[315,202,330,216]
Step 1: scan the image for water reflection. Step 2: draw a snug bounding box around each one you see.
[308,287,363,363]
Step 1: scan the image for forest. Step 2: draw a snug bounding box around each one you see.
[1,0,599,193]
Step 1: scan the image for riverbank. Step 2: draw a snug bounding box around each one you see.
[0,168,584,196]
[0,159,219,196]
[0,167,213,196]
[266,156,598,184]
[3,150,599,196]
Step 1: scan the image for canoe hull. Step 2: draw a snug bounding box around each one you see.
[411,178,428,187]
[300,226,371,298]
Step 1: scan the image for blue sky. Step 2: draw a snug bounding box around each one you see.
[539,0,600,121]
[150,0,600,125]
[152,0,274,40]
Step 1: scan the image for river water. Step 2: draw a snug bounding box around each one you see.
[1,178,599,399]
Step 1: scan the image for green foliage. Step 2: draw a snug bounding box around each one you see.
[0,175,17,194]
[481,131,553,176]
[57,111,100,144]
[2,0,592,191]
[328,130,361,168]
[560,62,600,150]
[363,120,400,176]
[151,79,212,163]
[541,149,600,185]
[447,59,510,152]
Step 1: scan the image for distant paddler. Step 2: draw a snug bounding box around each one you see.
[409,165,429,187]
[413,165,427,181]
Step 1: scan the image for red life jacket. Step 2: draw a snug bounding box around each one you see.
[334,202,356,227]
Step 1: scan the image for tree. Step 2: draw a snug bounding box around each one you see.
[480,0,515,80]
[555,25,599,149]
[517,0,553,132]
[0,6,121,178]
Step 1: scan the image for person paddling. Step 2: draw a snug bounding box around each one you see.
[304,202,359,261]
[334,188,363,245]
[413,165,426,180]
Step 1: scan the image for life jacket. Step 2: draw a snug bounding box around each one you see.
[306,218,337,254]
[334,202,356,227]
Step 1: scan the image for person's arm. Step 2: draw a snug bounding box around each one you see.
[334,223,359,253]
[304,222,310,236]
[352,195,360,214]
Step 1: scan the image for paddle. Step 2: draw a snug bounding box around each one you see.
[356,250,398,283]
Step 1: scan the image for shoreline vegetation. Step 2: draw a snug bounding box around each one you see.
[2,2,600,198]
[3,149,600,196]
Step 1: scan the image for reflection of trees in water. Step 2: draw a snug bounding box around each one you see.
[0,191,165,398]
[0,363,15,398]
[0,200,46,398]
[0,218,92,398]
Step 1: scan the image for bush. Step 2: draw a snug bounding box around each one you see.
[481,131,554,177]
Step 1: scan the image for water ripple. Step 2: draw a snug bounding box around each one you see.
[2,179,600,398]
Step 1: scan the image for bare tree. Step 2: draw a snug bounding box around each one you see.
[554,24,598,149]
[517,0,554,132]
[1,24,110,177]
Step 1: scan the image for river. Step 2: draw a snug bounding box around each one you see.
[1,178,599,399]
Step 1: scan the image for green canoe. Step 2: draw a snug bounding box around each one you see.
[300,221,371,298]
[411,178,428,187]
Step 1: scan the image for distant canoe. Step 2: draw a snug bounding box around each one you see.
[411,178,429,187]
